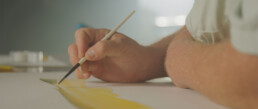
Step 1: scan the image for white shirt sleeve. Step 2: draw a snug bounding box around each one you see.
[229,0,258,55]
[186,0,227,44]
[186,0,258,55]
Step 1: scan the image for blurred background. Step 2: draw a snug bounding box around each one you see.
[0,0,193,65]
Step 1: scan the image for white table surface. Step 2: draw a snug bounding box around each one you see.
[0,72,227,109]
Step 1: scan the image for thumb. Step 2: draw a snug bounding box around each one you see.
[84,40,122,61]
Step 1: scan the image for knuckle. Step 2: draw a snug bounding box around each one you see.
[99,28,110,34]
[112,34,127,43]
[97,41,108,53]
[111,34,121,39]
[75,28,85,38]
[75,28,93,44]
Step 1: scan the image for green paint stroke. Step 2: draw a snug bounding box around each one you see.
[40,78,151,109]
[40,78,57,85]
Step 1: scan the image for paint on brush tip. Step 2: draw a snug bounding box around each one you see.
[40,78,151,109]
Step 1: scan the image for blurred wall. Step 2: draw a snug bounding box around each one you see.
[0,0,193,60]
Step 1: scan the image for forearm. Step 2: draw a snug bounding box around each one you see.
[165,27,258,108]
[142,28,185,78]
[148,28,185,53]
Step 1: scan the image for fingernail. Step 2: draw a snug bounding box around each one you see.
[86,49,95,59]
[83,72,90,79]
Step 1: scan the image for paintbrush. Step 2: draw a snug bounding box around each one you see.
[58,11,135,84]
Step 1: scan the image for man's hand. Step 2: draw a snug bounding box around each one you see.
[68,28,166,82]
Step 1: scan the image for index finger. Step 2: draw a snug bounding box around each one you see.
[75,28,94,58]
[75,28,111,58]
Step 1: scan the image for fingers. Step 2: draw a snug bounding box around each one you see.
[68,43,79,65]
[68,43,91,79]
[79,61,102,79]
[75,28,110,58]
[78,66,91,79]
[85,34,126,61]
[73,28,108,79]
[84,61,104,79]
[75,28,93,58]
[71,28,129,80]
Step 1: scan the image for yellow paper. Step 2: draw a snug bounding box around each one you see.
[40,78,150,109]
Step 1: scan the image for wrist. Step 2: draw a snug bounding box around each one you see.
[142,46,167,79]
